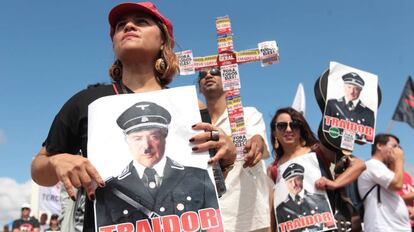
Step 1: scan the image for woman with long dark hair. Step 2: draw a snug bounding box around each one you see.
[268,107,365,232]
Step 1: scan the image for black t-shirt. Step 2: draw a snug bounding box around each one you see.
[42,83,212,231]
[12,217,40,231]
[43,83,122,231]
[43,84,117,156]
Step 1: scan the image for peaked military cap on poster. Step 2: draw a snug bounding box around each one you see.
[282,163,305,180]
[342,72,365,88]
[117,101,171,135]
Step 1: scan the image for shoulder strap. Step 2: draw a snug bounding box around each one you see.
[361,184,380,203]
[112,83,119,95]
[313,145,333,180]
[110,187,160,218]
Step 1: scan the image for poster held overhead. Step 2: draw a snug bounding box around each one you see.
[315,61,382,153]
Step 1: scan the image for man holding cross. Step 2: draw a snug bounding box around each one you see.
[198,67,272,232]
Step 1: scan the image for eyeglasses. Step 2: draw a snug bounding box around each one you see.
[198,68,221,79]
[275,121,301,132]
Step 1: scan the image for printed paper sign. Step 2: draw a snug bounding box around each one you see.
[38,183,62,215]
[88,86,223,232]
[216,16,232,35]
[274,153,336,232]
[236,49,261,64]
[217,35,234,53]
[340,130,356,151]
[220,64,240,91]
[176,50,195,75]
[259,41,279,67]
[323,61,378,144]
[194,55,218,70]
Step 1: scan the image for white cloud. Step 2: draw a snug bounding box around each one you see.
[0,178,31,227]
[0,130,6,145]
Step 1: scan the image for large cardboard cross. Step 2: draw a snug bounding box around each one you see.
[176,16,280,160]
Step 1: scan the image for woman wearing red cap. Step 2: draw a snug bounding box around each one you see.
[31,2,236,231]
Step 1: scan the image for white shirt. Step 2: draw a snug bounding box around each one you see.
[358,159,410,232]
[215,107,273,232]
[133,156,167,187]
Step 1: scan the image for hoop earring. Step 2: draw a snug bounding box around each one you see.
[109,59,122,82]
[300,138,306,147]
[274,139,279,149]
[155,57,167,75]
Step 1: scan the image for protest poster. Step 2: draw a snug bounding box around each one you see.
[258,41,279,67]
[88,86,223,232]
[274,153,336,232]
[38,183,62,215]
[176,50,195,75]
[323,61,378,145]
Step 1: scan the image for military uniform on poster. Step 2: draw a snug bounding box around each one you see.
[276,190,330,232]
[324,71,375,142]
[274,154,336,232]
[95,157,218,228]
[276,163,331,232]
[88,88,223,231]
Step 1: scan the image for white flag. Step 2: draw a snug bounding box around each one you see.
[292,83,306,116]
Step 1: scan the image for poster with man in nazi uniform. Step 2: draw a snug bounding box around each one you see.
[87,86,223,232]
[323,61,378,144]
[274,153,336,232]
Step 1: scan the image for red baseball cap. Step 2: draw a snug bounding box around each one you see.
[108,2,174,43]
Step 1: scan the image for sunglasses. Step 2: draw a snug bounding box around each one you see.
[198,68,221,79]
[275,121,301,132]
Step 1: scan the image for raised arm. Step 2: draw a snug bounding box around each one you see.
[387,146,404,191]
[315,144,366,190]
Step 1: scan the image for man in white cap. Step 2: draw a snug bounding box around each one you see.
[12,204,40,232]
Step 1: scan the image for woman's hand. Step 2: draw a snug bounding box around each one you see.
[243,134,265,168]
[315,176,339,190]
[32,147,105,201]
[49,153,105,201]
[189,122,236,170]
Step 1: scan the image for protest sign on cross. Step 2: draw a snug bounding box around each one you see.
[176,16,279,160]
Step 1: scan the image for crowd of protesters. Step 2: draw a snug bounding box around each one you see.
[22,1,413,232]
[3,204,61,232]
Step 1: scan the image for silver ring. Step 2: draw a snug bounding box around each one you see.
[211,130,220,141]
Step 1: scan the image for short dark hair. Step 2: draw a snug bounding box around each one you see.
[371,133,400,155]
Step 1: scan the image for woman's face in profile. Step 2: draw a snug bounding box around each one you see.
[274,113,301,148]
[112,12,164,61]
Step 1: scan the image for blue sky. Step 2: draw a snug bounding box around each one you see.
[0,0,413,209]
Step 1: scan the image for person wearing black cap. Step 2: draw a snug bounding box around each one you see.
[325,72,375,141]
[276,163,330,230]
[94,101,219,228]
[31,2,236,231]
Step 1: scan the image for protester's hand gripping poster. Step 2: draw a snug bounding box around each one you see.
[323,61,378,147]
[88,86,223,232]
[274,153,336,232]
